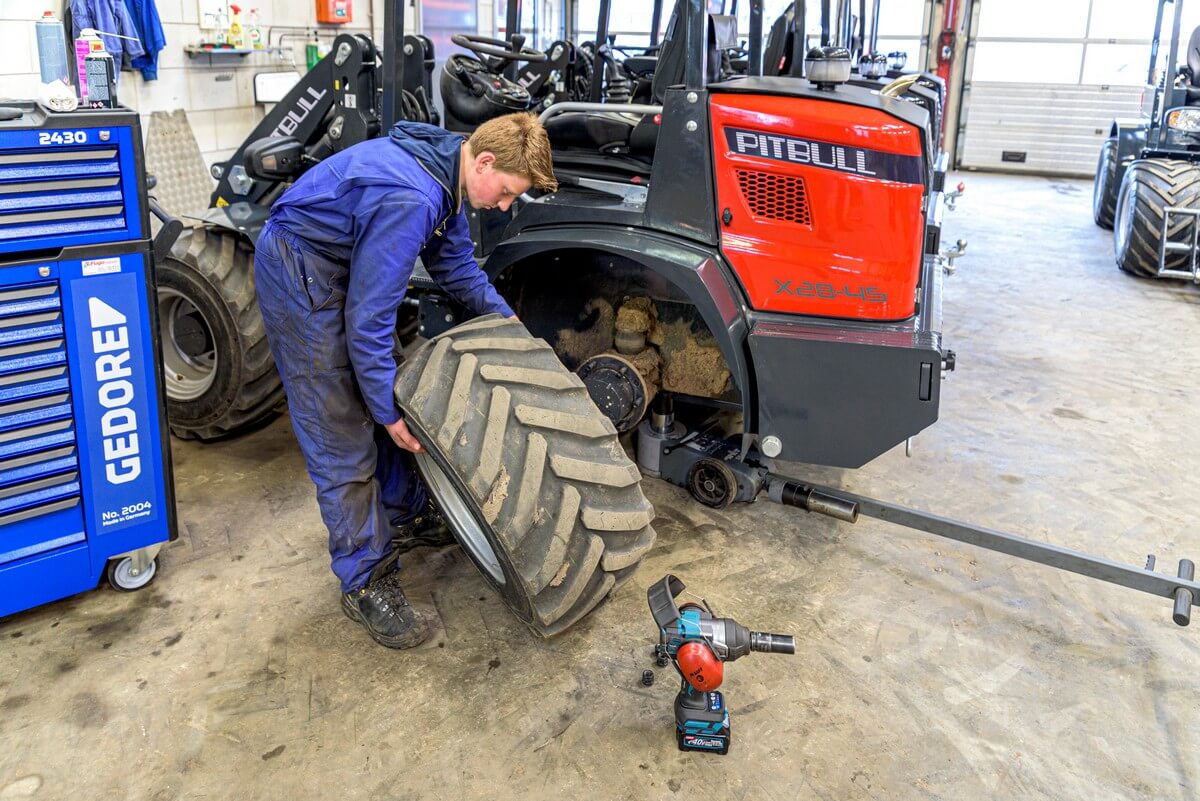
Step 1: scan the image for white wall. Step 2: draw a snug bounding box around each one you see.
[0,0,391,169]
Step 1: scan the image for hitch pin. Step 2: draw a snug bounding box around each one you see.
[1173,559,1195,627]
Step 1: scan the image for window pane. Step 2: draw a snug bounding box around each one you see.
[423,0,479,59]
[576,0,600,33]
[876,36,920,67]
[575,0,657,40]
[1088,0,1157,40]
[496,0,558,49]
[1082,43,1152,85]
[876,0,925,37]
[971,41,1084,83]
[977,0,1088,39]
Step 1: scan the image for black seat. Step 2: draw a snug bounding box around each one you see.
[546,0,727,166]
[624,55,659,77]
[1187,25,1200,104]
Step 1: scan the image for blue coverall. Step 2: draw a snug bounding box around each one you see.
[254,121,515,593]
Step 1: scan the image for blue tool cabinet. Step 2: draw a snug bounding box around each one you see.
[0,103,176,617]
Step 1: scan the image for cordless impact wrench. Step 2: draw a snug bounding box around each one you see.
[647,574,795,754]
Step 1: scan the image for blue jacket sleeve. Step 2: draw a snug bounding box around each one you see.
[114,0,146,60]
[421,209,515,318]
[345,199,431,425]
[126,0,166,80]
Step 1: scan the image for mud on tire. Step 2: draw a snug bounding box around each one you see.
[393,314,656,637]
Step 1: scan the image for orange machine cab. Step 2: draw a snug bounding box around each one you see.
[710,91,927,321]
[317,0,352,24]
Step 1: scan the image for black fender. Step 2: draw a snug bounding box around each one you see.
[1110,119,1150,189]
[483,225,755,430]
[484,219,944,468]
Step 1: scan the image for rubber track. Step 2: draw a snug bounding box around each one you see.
[1117,159,1200,277]
[393,315,656,637]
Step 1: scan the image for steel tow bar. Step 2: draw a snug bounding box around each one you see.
[768,478,1200,626]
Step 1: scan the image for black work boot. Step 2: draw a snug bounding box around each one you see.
[391,501,455,553]
[341,568,431,649]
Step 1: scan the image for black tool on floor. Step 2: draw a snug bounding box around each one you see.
[648,574,795,754]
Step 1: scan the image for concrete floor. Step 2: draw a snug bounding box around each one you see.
[2,172,1199,800]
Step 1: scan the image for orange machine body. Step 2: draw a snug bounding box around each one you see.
[710,92,927,321]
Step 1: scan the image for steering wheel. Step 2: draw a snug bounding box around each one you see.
[451,33,547,63]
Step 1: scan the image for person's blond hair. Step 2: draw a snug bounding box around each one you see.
[468,112,558,192]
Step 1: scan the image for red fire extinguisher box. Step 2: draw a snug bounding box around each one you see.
[317,0,352,24]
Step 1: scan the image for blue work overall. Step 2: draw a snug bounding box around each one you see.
[253,122,514,592]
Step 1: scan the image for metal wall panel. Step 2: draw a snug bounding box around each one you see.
[958,82,1146,176]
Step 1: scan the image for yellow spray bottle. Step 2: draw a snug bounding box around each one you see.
[228,4,245,49]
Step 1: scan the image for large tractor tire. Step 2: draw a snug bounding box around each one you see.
[1092,137,1119,228]
[156,226,284,439]
[1114,158,1200,278]
[393,314,656,637]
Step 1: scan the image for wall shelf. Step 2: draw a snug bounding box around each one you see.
[184,46,281,66]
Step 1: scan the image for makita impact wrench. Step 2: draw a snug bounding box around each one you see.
[647,574,795,754]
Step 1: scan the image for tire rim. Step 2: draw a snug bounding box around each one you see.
[111,557,156,590]
[158,287,217,401]
[1116,178,1137,259]
[413,451,505,585]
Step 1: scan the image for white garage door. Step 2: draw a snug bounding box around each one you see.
[957,0,1159,177]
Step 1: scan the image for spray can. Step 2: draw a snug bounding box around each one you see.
[83,51,117,108]
[75,28,104,100]
[35,11,70,87]
[305,31,321,71]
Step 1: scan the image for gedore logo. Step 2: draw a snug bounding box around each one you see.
[88,298,141,485]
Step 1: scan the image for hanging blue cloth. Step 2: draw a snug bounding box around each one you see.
[122,0,166,80]
[69,0,146,65]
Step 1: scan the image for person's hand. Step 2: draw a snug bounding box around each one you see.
[508,314,520,322]
[385,417,424,453]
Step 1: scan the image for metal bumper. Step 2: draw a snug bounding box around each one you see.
[746,255,946,469]
[1159,204,1200,282]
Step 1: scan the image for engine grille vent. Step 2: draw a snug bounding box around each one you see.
[736,169,812,225]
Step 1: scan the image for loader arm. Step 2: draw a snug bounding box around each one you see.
[209,33,381,209]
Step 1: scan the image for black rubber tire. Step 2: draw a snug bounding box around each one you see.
[157,226,284,439]
[393,314,656,637]
[1092,137,1118,229]
[1114,159,1200,277]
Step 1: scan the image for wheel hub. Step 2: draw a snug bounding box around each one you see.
[576,353,650,433]
[158,287,218,401]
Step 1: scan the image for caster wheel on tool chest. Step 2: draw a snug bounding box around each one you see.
[106,556,159,592]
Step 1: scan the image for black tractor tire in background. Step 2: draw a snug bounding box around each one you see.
[1092,137,1119,228]
[1114,159,1200,278]
[393,314,656,637]
[156,226,284,439]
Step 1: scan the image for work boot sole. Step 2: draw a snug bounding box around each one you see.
[341,594,432,650]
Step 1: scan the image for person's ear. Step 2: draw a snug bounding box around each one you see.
[476,152,496,172]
